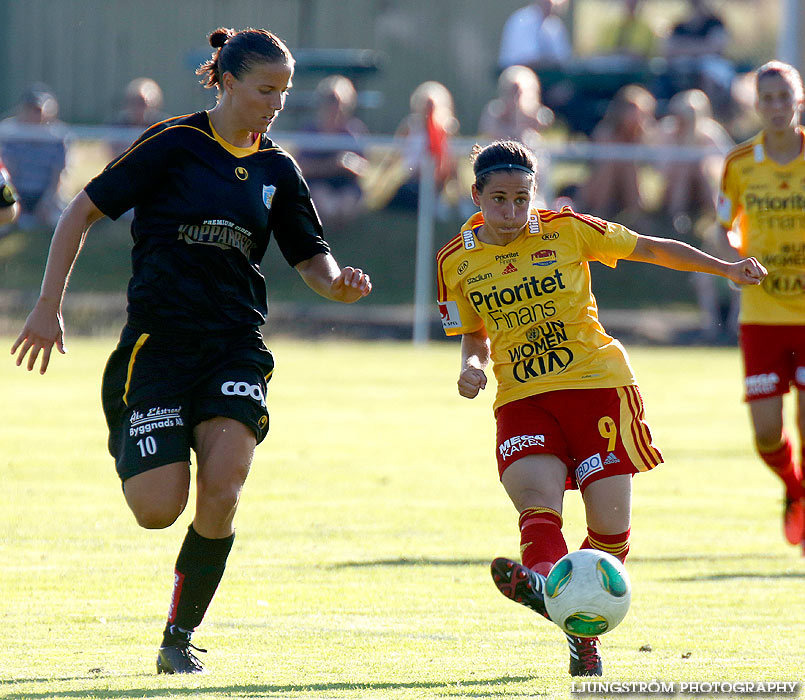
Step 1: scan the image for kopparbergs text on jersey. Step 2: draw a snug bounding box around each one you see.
[178,222,256,258]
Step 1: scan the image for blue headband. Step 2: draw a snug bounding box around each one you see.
[475,163,535,180]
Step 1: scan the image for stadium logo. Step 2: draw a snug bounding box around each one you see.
[221,380,266,407]
[532,249,557,266]
[262,184,276,211]
[466,272,492,286]
[576,453,604,484]
[235,166,249,180]
[498,434,545,461]
[457,260,469,275]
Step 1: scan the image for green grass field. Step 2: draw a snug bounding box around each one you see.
[1,338,803,700]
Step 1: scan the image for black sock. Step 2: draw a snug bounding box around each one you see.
[162,524,235,646]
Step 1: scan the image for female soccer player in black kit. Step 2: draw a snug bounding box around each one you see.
[11,27,372,674]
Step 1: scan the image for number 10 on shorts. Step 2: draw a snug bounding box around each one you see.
[137,436,158,457]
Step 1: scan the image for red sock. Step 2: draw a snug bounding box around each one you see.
[759,435,804,500]
[519,507,568,576]
[580,527,630,563]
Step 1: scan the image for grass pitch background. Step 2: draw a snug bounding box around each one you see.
[1,338,803,699]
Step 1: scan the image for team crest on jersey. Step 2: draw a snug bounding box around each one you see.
[262,185,277,211]
[532,249,557,266]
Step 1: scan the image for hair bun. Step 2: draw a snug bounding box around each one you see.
[209,27,234,49]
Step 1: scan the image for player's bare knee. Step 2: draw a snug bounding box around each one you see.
[196,478,243,516]
[131,498,187,529]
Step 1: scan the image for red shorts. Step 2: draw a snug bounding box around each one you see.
[739,324,805,401]
[495,386,663,494]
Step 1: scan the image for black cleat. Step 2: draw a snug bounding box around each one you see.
[567,634,602,677]
[490,557,550,619]
[156,640,207,674]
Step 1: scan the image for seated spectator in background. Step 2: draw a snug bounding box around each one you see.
[658,88,733,236]
[0,83,69,230]
[497,0,572,71]
[577,84,657,225]
[596,0,658,60]
[658,88,736,342]
[107,77,169,159]
[479,65,554,206]
[479,65,554,145]
[366,80,459,216]
[295,75,369,227]
[110,77,168,128]
[0,156,20,231]
[660,0,735,116]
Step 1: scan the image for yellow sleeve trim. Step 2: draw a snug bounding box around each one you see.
[122,333,150,406]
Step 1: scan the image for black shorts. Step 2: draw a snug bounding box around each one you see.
[101,325,274,483]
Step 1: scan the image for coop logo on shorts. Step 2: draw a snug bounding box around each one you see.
[438,300,462,329]
[745,372,780,397]
[576,453,604,484]
[221,380,266,407]
[262,184,276,211]
[498,434,545,461]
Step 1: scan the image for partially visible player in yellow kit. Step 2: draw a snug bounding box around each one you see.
[437,140,766,677]
[715,60,805,550]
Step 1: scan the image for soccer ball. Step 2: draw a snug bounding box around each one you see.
[544,549,631,637]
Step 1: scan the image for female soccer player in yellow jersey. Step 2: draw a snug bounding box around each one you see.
[714,61,805,551]
[12,27,371,674]
[436,140,766,677]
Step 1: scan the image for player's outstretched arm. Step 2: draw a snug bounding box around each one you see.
[626,235,767,286]
[11,191,105,374]
[295,252,372,303]
[458,328,490,399]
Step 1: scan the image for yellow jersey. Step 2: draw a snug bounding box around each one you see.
[436,207,639,411]
[717,129,805,325]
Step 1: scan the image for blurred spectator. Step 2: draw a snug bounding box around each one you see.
[479,65,554,207]
[110,77,168,128]
[479,65,554,144]
[658,88,737,342]
[0,83,69,230]
[295,75,369,228]
[366,80,459,216]
[596,0,658,59]
[0,156,20,231]
[658,89,733,236]
[497,0,572,71]
[659,0,735,116]
[577,84,657,224]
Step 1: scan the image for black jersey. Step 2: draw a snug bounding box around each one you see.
[85,111,330,334]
